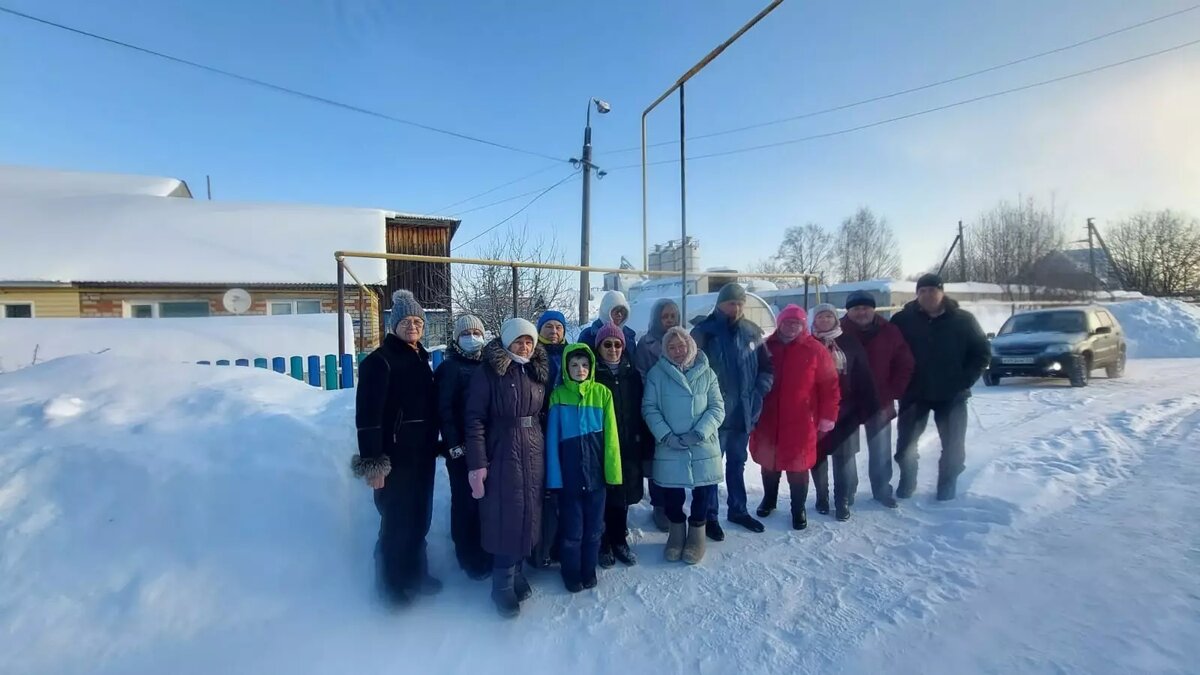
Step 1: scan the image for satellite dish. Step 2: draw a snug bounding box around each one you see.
[222,288,252,315]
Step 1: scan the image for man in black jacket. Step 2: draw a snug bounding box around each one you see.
[352,289,442,606]
[890,274,990,501]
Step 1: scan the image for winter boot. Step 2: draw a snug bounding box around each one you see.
[652,506,671,533]
[757,473,780,518]
[561,569,584,594]
[612,541,638,566]
[729,513,766,533]
[664,522,687,562]
[598,541,616,569]
[936,478,957,501]
[514,563,532,602]
[582,571,598,590]
[792,506,808,531]
[412,574,443,596]
[491,566,520,619]
[705,520,726,542]
[815,495,831,515]
[682,523,707,565]
[875,495,899,509]
[835,502,851,522]
[896,473,916,500]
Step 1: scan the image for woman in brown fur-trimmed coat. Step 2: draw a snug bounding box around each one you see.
[464,317,550,619]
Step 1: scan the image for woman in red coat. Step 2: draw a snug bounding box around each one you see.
[749,305,839,530]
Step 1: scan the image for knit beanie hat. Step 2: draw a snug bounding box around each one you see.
[916,273,944,290]
[845,290,876,310]
[387,290,424,333]
[500,318,538,349]
[717,282,747,305]
[454,314,485,336]
[596,321,625,347]
[776,304,808,327]
[536,310,567,332]
[811,303,839,325]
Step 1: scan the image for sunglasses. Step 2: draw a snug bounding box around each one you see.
[600,340,623,349]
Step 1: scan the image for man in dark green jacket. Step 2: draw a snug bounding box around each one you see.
[890,274,990,501]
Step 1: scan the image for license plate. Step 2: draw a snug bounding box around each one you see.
[1001,357,1035,365]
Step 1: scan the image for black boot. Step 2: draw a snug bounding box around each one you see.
[875,495,899,509]
[757,471,780,517]
[514,562,532,602]
[598,541,616,569]
[835,502,851,522]
[791,506,807,531]
[937,478,957,501]
[492,566,520,618]
[705,520,726,542]
[729,513,766,533]
[612,541,638,566]
[816,496,830,515]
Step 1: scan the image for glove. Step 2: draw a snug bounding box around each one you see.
[664,434,689,450]
[680,431,704,446]
[447,445,465,460]
[817,419,835,436]
[468,467,488,499]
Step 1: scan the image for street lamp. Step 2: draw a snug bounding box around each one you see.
[576,97,610,325]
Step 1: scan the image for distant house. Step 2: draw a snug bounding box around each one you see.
[1027,248,1118,292]
[0,165,458,351]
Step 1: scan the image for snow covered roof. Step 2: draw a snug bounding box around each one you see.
[0,164,192,199]
[1,193,388,285]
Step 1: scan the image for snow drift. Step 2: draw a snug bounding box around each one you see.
[0,314,353,371]
[1106,297,1200,358]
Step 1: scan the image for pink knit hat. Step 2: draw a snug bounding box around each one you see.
[776,304,808,329]
[596,321,626,346]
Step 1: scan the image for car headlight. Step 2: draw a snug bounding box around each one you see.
[1043,343,1073,354]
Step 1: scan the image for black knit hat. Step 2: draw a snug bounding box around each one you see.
[845,290,876,310]
[916,273,944,290]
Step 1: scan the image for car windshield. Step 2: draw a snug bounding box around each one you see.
[1000,311,1087,335]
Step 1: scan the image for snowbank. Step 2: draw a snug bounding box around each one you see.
[0,164,189,198]
[1106,297,1200,358]
[0,315,353,370]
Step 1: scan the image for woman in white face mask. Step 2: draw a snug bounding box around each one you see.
[434,314,491,579]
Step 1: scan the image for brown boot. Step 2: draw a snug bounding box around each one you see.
[664,522,686,562]
[682,523,707,565]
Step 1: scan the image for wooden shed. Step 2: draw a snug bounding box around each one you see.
[384,214,461,343]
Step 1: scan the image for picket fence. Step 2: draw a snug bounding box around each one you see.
[196,348,447,390]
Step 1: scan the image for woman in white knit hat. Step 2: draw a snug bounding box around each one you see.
[464,317,551,618]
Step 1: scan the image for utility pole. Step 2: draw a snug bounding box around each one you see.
[679,82,688,321]
[206,175,212,200]
[957,220,967,281]
[1087,217,1097,289]
[577,98,610,325]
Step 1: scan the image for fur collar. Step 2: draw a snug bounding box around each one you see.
[447,338,482,362]
[482,338,550,383]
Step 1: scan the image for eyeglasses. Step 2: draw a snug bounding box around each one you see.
[600,341,623,349]
[397,319,425,329]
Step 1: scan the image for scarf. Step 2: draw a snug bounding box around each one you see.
[506,349,531,365]
[813,325,847,373]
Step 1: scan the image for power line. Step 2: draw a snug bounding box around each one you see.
[608,36,1200,171]
[0,5,568,163]
[448,178,579,217]
[431,162,563,214]
[452,171,580,250]
[604,3,1200,155]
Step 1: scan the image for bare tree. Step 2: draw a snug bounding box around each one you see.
[776,222,835,278]
[955,197,1066,299]
[450,224,576,335]
[745,257,793,287]
[1107,209,1200,297]
[835,207,902,282]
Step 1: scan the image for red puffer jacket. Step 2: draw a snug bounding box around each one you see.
[750,332,840,473]
[841,315,914,420]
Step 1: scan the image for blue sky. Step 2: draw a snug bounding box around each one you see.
[2,0,1198,281]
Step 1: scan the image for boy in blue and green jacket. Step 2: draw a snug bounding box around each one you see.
[546,343,622,593]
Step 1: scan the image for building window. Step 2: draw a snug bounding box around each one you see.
[2,303,34,318]
[124,301,210,318]
[268,300,323,316]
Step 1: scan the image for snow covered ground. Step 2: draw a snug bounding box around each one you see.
[2,313,1199,674]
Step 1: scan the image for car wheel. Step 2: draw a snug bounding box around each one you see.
[1069,355,1091,388]
[1106,350,1126,379]
[983,371,1001,387]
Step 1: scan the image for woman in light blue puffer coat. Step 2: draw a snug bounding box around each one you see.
[641,327,725,564]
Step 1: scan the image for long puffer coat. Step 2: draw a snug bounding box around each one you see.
[464,339,550,559]
[594,353,654,505]
[642,351,725,489]
[750,333,840,473]
[816,333,880,457]
[434,339,483,453]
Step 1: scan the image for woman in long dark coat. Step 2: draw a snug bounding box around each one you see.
[810,303,880,522]
[464,318,550,619]
[593,322,653,568]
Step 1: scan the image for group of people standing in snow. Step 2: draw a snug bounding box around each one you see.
[351,272,991,618]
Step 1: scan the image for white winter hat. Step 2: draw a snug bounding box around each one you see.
[598,290,630,322]
[500,318,538,349]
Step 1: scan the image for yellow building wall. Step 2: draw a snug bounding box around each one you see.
[0,287,81,317]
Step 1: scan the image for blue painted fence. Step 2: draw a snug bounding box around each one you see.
[196,346,447,390]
